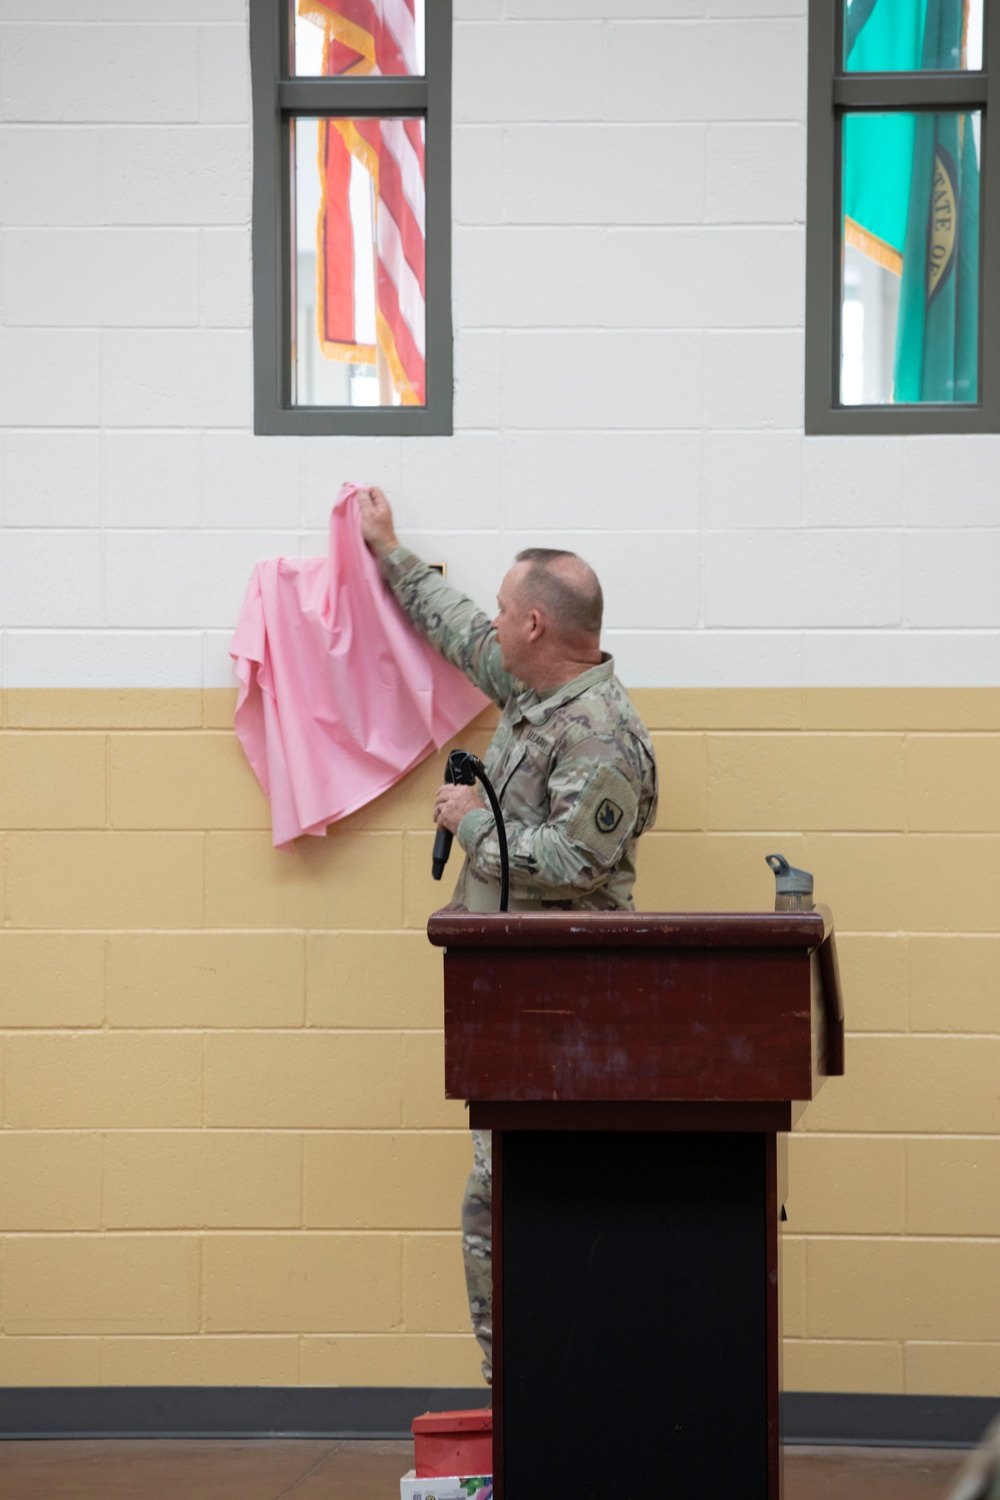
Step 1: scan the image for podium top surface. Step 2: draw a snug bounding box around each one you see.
[427,907,832,951]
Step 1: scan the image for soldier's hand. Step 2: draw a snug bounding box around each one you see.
[357,486,399,559]
[433,783,485,835]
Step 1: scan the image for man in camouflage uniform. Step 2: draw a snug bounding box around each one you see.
[359,486,658,1386]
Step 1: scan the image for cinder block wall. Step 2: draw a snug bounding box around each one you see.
[0,689,491,1388]
[1,687,998,1394]
[0,2,998,1405]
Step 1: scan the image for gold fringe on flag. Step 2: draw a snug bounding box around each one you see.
[961,0,971,69]
[332,116,380,188]
[844,215,903,277]
[298,0,376,73]
[377,308,420,405]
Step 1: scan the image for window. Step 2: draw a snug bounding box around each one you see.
[805,0,999,433]
[249,0,452,435]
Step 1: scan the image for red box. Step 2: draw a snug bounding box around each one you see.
[411,1407,492,1479]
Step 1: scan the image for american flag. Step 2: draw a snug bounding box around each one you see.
[300,0,426,406]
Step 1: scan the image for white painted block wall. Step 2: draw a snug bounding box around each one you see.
[0,0,997,688]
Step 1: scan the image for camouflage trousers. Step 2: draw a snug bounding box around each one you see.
[461,1128,492,1386]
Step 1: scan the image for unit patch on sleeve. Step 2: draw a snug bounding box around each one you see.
[566,762,639,863]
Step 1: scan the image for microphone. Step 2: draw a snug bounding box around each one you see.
[432,749,477,880]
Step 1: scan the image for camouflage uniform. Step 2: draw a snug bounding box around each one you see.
[381,545,658,1384]
[461,1128,494,1388]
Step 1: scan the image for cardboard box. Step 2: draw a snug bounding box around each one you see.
[399,1470,493,1500]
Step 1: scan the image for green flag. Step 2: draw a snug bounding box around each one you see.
[894,0,979,400]
[841,0,979,402]
[842,0,926,275]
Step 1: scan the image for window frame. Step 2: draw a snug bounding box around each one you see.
[805,0,1000,433]
[249,0,453,436]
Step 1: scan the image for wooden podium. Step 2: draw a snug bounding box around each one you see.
[427,908,844,1500]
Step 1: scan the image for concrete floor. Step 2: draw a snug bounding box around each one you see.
[0,1438,968,1499]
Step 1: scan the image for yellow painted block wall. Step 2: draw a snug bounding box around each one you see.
[1,686,998,1397]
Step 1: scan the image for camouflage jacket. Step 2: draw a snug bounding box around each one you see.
[381,546,658,913]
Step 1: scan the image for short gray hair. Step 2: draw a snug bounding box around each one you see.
[514,548,603,635]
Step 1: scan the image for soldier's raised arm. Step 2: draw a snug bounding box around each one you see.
[358,486,517,707]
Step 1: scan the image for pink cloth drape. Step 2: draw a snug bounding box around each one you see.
[231,483,488,848]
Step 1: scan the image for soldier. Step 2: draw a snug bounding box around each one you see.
[359,486,658,1386]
